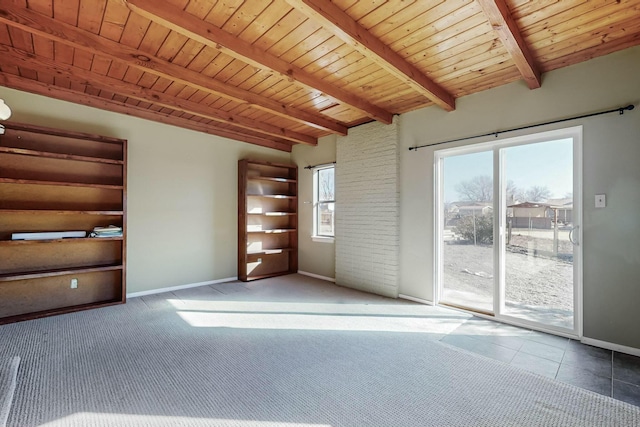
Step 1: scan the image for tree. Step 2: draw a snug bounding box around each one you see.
[525,185,551,202]
[506,180,520,203]
[455,175,492,202]
[318,167,334,200]
[455,212,494,244]
[454,176,552,204]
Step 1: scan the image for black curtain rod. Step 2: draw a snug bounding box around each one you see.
[304,161,336,170]
[408,104,635,151]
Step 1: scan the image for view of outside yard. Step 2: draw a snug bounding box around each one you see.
[317,166,335,237]
[441,139,575,329]
[442,226,574,328]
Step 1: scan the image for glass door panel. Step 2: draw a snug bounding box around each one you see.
[440,151,494,313]
[502,139,575,329]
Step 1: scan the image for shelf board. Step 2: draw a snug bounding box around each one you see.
[247,248,294,255]
[244,271,294,281]
[246,194,296,199]
[0,299,124,325]
[245,159,296,169]
[0,209,123,215]
[248,176,296,183]
[0,264,123,282]
[0,177,123,190]
[247,212,296,216]
[0,146,124,165]
[247,229,296,234]
[0,236,123,246]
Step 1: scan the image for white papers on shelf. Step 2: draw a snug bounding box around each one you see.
[90,225,123,238]
[11,231,87,240]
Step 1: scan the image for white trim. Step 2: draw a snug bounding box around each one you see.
[312,164,335,238]
[297,270,336,282]
[311,235,335,243]
[433,154,444,305]
[494,148,503,316]
[399,294,434,305]
[127,277,237,298]
[581,337,640,358]
[573,130,584,339]
[434,126,584,338]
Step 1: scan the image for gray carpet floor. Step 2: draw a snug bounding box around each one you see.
[0,274,638,426]
[0,357,19,427]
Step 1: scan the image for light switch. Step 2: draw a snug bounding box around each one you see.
[595,194,606,208]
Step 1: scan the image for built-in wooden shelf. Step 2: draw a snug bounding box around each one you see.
[0,299,123,325]
[241,272,291,281]
[0,264,123,282]
[0,177,123,190]
[239,159,297,282]
[246,193,296,199]
[0,236,124,246]
[247,212,296,216]
[0,146,124,165]
[0,122,127,324]
[248,248,294,255]
[0,209,124,215]
[247,229,296,234]
[248,176,296,183]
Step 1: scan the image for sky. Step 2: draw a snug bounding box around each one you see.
[443,138,573,202]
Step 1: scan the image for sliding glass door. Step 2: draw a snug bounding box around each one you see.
[439,151,494,314]
[501,140,576,329]
[435,127,582,335]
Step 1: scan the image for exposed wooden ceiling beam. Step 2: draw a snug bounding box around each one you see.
[284,0,456,112]
[0,45,315,146]
[0,72,294,152]
[0,4,347,136]
[475,0,541,89]
[125,0,393,125]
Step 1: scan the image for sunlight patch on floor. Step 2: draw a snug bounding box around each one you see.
[167,298,467,318]
[39,413,332,427]
[177,310,464,336]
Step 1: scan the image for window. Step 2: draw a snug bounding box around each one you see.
[313,165,335,241]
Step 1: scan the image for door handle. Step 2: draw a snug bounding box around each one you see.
[569,225,579,246]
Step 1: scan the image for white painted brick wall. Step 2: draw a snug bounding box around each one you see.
[335,117,399,298]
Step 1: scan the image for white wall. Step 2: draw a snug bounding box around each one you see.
[335,118,400,298]
[291,135,337,279]
[0,87,289,293]
[399,46,640,349]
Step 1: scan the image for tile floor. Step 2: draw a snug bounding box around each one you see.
[441,316,640,407]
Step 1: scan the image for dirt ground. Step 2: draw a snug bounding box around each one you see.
[442,238,574,328]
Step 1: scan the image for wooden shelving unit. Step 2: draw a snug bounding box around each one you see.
[238,159,297,281]
[0,122,126,324]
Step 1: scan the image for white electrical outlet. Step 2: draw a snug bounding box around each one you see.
[595,194,606,208]
[70,278,78,289]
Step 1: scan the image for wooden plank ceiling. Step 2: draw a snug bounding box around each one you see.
[1,0,638,152]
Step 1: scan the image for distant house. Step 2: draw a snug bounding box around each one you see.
[508,202,552,229]
[445,202,492,226]
[546,198,573,224]
[448,202,493,217]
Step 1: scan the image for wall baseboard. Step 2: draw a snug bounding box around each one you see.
[127,277,237,298]
[581,337,640,357]
[297,270,336,283]
[398,294,434,305]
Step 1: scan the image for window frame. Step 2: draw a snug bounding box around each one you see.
[312,164,335,243]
